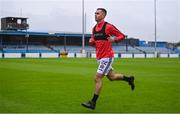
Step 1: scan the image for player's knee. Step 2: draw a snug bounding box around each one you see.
[109,77,113,81]
[95,75,102,83]
[95,77,100,83]
[108,76,114,81]
[107,73,115,81]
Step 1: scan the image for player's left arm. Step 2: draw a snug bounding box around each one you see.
[106,24,125,43]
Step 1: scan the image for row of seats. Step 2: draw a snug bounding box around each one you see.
[137,46,175,54]
[1,45,176,54]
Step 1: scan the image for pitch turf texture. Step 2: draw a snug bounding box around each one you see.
[0,58,180,113]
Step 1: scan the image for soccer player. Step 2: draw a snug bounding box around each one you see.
[81,8,135,110]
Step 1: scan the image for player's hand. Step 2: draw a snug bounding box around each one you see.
[89,38,93,43]
[89,38,95,46]
[107,36,115,42]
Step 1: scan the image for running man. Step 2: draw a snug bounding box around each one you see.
[81,8,135,110]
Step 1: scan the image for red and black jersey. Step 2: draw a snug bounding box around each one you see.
[90,20,125,59]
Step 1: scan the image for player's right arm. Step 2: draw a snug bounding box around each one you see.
[89,29,96,47]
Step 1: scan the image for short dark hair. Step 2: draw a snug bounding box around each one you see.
[97,8,107,16]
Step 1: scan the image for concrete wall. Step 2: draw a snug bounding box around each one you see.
[134,54,145,58]
[4,53,21,58]
[146,54,155,58]
[121,54,133,58]
[159,54,169,58]
[1,53,179,58]
[25,53,40,58]
[67,53,75,58]
[41,53,59,58]
[169,54,179,58]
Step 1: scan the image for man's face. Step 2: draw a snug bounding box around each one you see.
[95,10,105,22]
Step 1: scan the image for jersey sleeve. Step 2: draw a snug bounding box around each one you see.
[106,24,125,43]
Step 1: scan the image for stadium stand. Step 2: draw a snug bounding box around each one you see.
[0,30,179,58]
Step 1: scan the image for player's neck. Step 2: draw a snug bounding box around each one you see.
[97,19,104,24]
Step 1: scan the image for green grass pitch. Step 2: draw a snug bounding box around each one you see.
[0,58,180,113]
